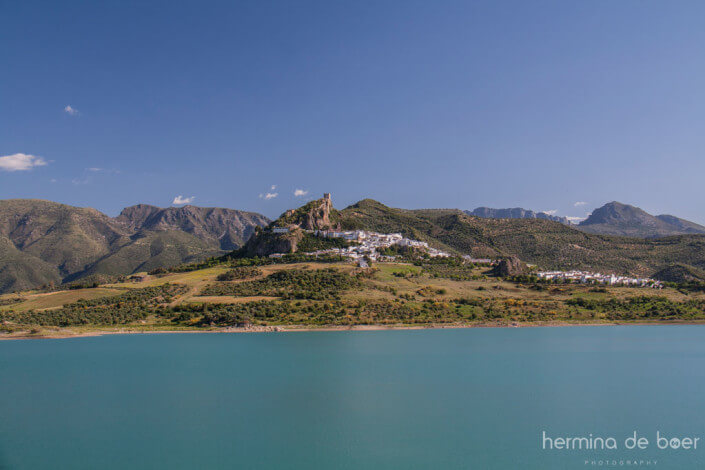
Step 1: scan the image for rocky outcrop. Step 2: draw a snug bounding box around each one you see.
[277,194,336,231]
[493,256,527,277]
[303,197,333,230]
[239,194,339,258]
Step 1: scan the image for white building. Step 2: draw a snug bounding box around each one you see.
[535,270,662,288]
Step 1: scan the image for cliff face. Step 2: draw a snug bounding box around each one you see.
[302,197,334,230]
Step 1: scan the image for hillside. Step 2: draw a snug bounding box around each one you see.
[334,199,705,279]
[4,197,705,337]
[652,264,705,283]
[236,197,705,279]
[3,259,705,340]
[0,199,269,293]
[4,196,705,294]
[466,207,569,224]
[116,204,268,250]
[577,202,705,238]
[0,235,60,293]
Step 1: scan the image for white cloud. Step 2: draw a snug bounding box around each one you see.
[294,189,308,197]
[542,210,558,215]
[172,195,195,205]
[566,216,586,223]
[64,105,79,116]
[86,167,120,175]
[574,201,587,207]
[0,153,48,172]
[270,185,277,190]
[259,192,278,200]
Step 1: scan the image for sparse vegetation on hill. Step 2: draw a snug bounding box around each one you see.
[567,296,705,321]
[216,266,263,281]
[1,283,188,327]
[3,195,705,301]
[336,199,705,278]
[652,263,705,283]
[3,260,705,339]
[295,233,352,252]
[200,268,362,300]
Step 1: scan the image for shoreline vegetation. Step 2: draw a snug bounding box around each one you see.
[6,320,705,341]
[5,319,705,341]
[2,254,705,341]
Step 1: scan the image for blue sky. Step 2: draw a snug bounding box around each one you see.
[2,1,705,222]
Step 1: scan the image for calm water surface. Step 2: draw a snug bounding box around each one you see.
[1,326,705,469]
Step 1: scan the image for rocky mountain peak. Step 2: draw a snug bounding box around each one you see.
[577,202,705,238]
[277,193,337,231]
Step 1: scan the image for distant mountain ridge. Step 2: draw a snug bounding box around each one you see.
[0,199,269,293]
[466,207,570,224]
[577,202,705,238]
[116,204,267,250]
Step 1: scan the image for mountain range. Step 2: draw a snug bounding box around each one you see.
[2,197,705,293]
[0,200,269,293]
[466,202,705,238]
[466,207,570,224]
[240,195,705,283]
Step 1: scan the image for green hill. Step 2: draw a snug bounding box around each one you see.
[4,196,705,294]
[0,199,269,293]
[652,263,705,283]
[336,199,705,278]
[237,196,705,278]
[0,235,61,292]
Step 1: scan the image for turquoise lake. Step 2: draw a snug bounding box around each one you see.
[1,326,705,469]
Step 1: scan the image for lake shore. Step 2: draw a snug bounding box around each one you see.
[3,319,705,340]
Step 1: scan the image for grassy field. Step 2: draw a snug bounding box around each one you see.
[0,287,126,313]
[2,260,704,339]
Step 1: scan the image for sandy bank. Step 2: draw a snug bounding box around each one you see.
[3,319,705,341]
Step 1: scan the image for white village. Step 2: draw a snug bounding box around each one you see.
[269,229,452,266]
[534,270,663,288]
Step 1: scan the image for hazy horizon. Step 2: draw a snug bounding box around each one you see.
[0,194,688,226]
